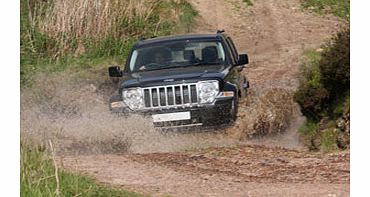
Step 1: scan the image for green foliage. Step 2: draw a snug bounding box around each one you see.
[161,0,198,33]
[21,145,144,197]
[298,121,319,150]
[319,29,350,102]
[294,50,328,120]
[179,1,198,29]
[294,28,349,121]
[243,0,254,6]
[298,120,340,152]
[320,128,339,152]
[302,0,350,19]
[298,121,319,138]
[295,28,350,151]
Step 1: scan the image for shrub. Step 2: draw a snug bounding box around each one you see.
[319,28,350,103]
[298,121,319,150]
[294,28,350,151]
[243,0,253,6]
[294,50,328,120]
[294,28,349,121]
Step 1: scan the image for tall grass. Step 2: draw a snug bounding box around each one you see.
[21,0,197,85]
[36,0,160,57]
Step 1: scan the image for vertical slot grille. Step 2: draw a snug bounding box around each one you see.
[190,85,197,103]
[143,83,198,108]
[151,88,158,107]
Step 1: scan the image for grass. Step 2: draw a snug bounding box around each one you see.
[320,128,338,152]
[243,0,253,7]
[298,120,338,152]
[21,144,144,197]
[301,0,350,20]
[20,0,197,87]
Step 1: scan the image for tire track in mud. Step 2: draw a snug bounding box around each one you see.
[61,146,349,197]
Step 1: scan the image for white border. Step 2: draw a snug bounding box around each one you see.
[0,0,20,196]
[351,0,370,196]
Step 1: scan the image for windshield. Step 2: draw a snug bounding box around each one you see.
[129,40,226,72]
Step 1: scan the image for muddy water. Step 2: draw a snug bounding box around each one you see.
[20,70,303,155]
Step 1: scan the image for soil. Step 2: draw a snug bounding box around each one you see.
[59,0,348,196]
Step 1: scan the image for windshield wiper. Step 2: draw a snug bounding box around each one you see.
[187,62,222,67]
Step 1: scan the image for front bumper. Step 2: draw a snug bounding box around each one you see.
[110,97,234,128]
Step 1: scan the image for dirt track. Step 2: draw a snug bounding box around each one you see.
[60,0,348,196]
[62,145,349,197]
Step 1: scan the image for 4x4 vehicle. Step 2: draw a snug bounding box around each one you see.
[108,31,249,128]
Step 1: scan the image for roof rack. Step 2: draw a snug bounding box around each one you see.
[216,29,225,34]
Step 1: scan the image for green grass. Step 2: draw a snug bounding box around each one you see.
[302,0,350,20]
[21,145,145,197]
[243,0,253,7]
[320,128,338,152]
[298,121,319,138]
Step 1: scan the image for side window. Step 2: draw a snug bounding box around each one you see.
[226,37,239,60]
[221,37,236,65]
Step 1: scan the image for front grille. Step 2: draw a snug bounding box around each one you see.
[143,84,198,108]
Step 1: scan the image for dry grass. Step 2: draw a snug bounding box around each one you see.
[25,0,190,58]
[38,0,156,37]
[32,0,158,56]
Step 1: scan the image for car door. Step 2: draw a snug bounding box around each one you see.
[224,36,249,98]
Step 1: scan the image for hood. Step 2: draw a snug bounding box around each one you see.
[120,65,227,89]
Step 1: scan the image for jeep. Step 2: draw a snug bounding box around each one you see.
[108,31,249,128]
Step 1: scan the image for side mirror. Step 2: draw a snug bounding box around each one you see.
[108,66,123,77]
[237,54,249,66]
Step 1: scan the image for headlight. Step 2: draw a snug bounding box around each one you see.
[122,88,144,110]
[197,80,219,104]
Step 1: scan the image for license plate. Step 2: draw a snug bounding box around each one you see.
[152,111,191,122]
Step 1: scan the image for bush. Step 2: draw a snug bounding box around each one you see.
[319,29,350,102]
[294,28,350,151]
[294,50,328,120]
[294,28,349,121]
